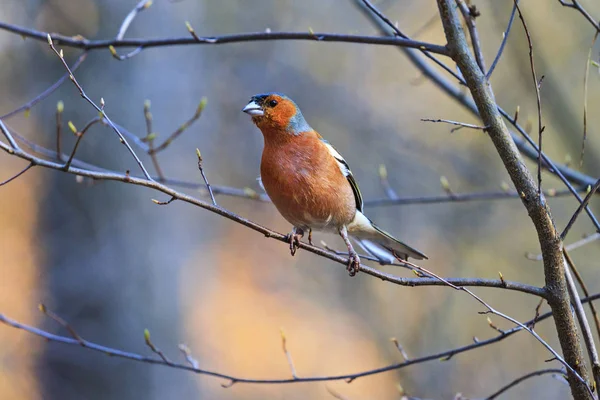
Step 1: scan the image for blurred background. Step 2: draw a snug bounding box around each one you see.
[1,0,599,398]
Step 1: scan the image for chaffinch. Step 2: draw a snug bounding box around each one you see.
[242,92,427,276]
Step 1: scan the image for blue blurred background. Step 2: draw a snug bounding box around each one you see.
[1,0,599,398]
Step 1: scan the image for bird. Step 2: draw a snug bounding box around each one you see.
[242,92,427,276]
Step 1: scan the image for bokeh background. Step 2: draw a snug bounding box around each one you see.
[1,0,599,399]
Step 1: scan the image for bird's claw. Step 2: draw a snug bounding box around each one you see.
[308,229,313,246]
[287,229,303,256]
[347,251,360,277]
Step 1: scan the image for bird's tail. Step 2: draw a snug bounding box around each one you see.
[348,211,427,264]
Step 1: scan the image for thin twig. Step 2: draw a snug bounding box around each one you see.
[421,117,487,132]
[558,1,600,32]
[46,34,153,180]
[56,101,64,162]
[0,52,88,120]
[582,31,599,166]
[143,101,165,180]
[0,119,20,150]
[110,0,152,60]
[0,162,34,187]
[378,164,398,199]
[280,329,298,379]
[456,0,486,73]
[326,387,351,400]
[513,0,545,198]
[178,344,199,369]
[486,1,518,79]
[196,148,216,206]
[144,329,172,364]
[150,98,206,154]
[497,108,600,234]
[358,0,463,81]
[63,117,102,170]
[391,338,410,361]
[484,368,566,400]
[561,178,600,240]
[38,303,84,344]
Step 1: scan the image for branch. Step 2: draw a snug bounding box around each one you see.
[558,0,600,32]
[2,293,598,387]
[0,162,34,186]
[110,0,152,60]
[456,0,486,73]
[484,368,566,400]
[46,34,153,181]
[561,178,600,240]
[0,133,546,297]
[435,1,592,398]
[0,52,88,120]
[486,1,518,79]
[512,1,545,198]
[0,22,450,56]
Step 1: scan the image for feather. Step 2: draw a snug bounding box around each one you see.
[348,210,428,261]
[320,139,363,212]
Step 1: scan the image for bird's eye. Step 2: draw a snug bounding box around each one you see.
[268,99,278,107]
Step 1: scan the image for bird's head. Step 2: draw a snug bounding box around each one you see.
[242,92,312,136]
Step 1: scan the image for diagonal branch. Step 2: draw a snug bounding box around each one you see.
[46,34,153,181]
[435,1,592,398]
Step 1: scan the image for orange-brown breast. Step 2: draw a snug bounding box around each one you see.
[260,131,356,231]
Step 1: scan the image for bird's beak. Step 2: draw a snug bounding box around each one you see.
[242,100,264,116]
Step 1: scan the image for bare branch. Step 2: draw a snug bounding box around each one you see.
[581,31,599,165]
[486,1,519,79]
[63,117,102,171]
[512,1,545,198]
[110,0,153,60]
[456,0,486,73]
[484,368,566,400]
[391,338,410,361]
[2,293,599,386]
[280,329,298,379]
[561,178,600,240]
[196,148,217,206]
[0,22,450,56]
[0,162,34,187]
[421,117,487,132]
[46,34,153,181]
[150,98,206,154]
[558,0,600,32]
[0,52,88,120]
[144,329,172,364]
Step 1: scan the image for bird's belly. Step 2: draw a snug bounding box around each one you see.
[261,170,355,232]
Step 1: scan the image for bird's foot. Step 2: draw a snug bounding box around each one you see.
[347,251,360,277]
[308,229,313,246]
[286,228,304,256]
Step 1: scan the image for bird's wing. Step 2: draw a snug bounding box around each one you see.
[320,139,363,212]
